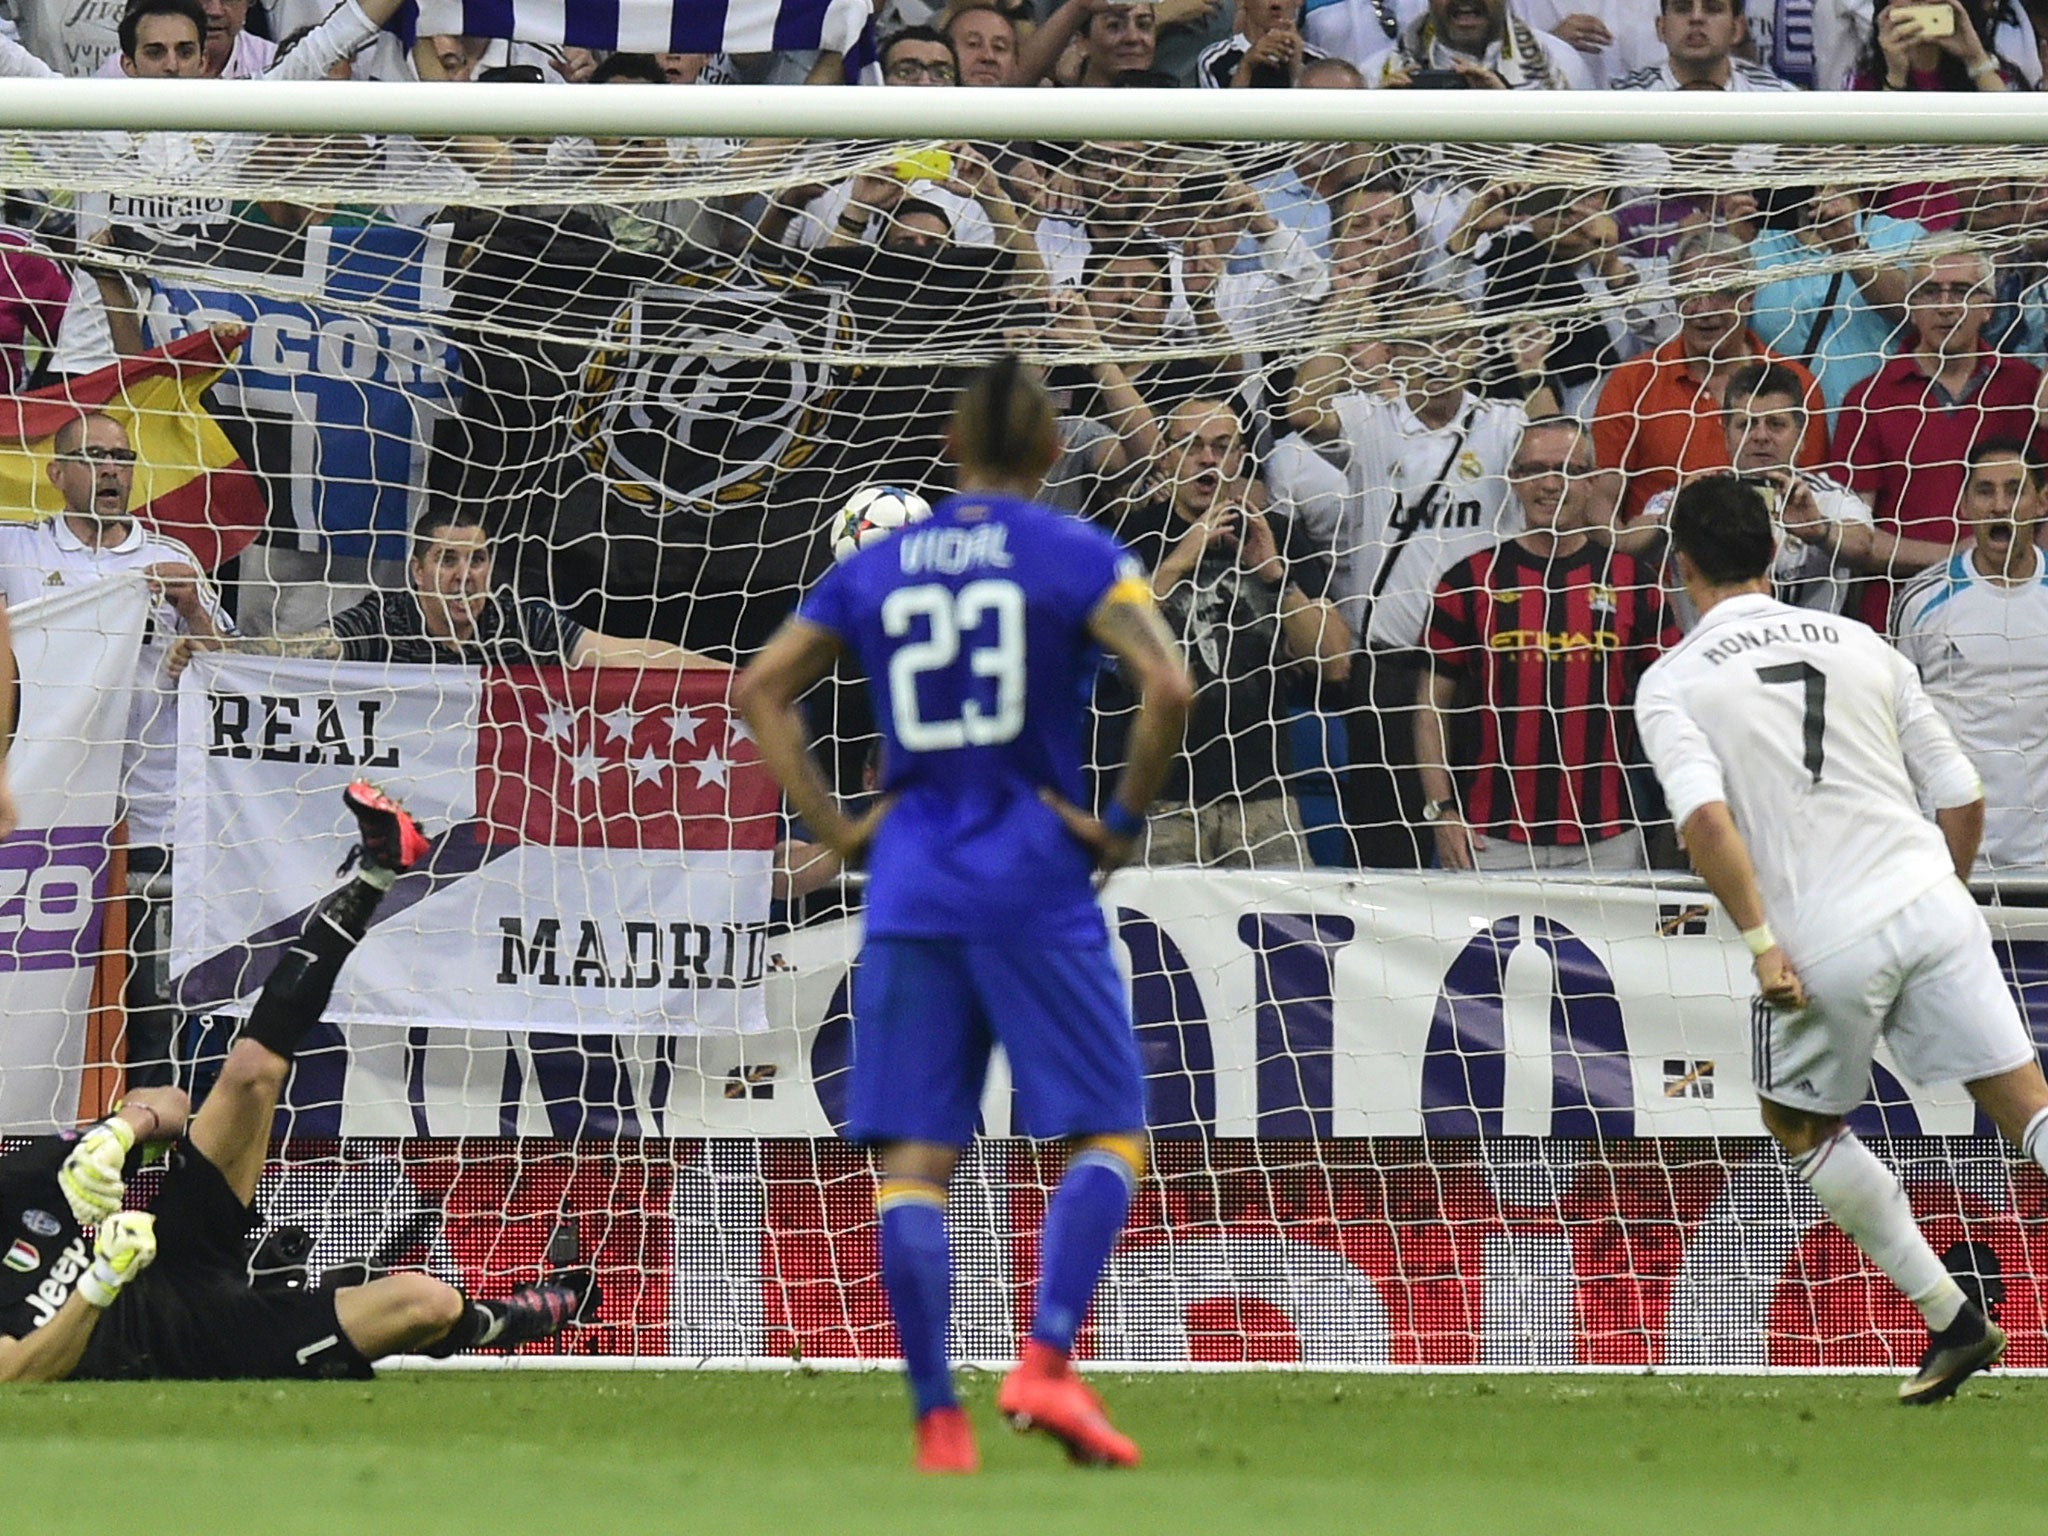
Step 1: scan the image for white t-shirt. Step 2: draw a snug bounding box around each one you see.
[1609,58,1802,91]
[1894,549,2048,875]
[0,516,234,847]
[1195,29,1334,88]
[1211,224,1330,347]
[1326,390,1527,648]
[1636,591,1982,964]
[1515,0,1663,89]
[1264,430,1354,592]
[1641,471,1875,629]
[5,0,122,76]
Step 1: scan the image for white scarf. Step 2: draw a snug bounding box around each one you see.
[1396,11,1567,90]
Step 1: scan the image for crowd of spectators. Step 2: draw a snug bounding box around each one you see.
[6,0,2048,923]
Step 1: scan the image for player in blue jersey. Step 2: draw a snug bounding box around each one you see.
[736,356,1193,1474]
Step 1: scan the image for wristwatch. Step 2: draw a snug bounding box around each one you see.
[1421,797,1459,824]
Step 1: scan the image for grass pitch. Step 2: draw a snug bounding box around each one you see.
[4,1370,2039,1535]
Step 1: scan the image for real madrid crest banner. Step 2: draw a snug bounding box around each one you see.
[170,654,778,1035]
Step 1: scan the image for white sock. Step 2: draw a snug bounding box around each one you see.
[1791,1130,1965,1331]
[2022,1107,2048,1178]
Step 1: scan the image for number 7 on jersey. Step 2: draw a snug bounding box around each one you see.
[1757,661,1828,784]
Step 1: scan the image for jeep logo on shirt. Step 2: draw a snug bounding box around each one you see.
[24,1235,91,1328]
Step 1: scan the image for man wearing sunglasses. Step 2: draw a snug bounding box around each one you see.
[1416,416,1675,872]
[0,411,234,1083]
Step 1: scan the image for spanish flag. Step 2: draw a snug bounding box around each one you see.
[0,327,267,570]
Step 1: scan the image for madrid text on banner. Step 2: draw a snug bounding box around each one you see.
[171,652,776,1037]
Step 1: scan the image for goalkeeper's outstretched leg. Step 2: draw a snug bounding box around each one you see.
[334,1268,599,1361]
[193,783,601,1362]
[185,780,429,1206]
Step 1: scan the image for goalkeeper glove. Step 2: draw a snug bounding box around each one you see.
[57,1117,136,1227]
[77,1211,157,1309]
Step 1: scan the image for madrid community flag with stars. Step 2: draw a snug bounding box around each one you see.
[170,651,778,1035]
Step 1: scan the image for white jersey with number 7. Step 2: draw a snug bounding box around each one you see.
[1635,591,1984,966]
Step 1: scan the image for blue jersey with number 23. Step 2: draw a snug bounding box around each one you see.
[797,493,1139,945]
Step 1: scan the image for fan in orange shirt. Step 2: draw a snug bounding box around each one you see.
[1594,227,1828,523]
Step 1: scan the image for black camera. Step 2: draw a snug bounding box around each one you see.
[1734,474,1782,515]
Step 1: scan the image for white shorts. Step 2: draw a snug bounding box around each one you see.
[1755,879,2037,1117]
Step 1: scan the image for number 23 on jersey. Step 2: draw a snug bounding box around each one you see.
[882,579,1028,751]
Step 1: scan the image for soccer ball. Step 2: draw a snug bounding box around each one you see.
[830,484,931,562]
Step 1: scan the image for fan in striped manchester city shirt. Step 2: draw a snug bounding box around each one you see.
[1425,532,1676,849]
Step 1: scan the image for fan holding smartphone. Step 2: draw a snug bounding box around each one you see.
[1861,0,2020,91]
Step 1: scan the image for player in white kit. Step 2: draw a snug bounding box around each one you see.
[1636,476,2048,1404]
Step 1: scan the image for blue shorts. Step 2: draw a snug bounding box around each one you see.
[846,937,1145,1146]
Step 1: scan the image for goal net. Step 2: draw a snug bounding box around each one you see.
[1,86,2044,1370]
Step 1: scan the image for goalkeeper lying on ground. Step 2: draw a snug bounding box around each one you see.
[0,782,597,1383]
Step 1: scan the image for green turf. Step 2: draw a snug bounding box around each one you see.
[4,1371,2039,1535]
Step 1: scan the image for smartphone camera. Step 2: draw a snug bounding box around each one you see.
[1891,3,1957,39]
[1735,474,1782,515]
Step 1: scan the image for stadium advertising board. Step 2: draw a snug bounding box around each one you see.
[226,869,2046,1142]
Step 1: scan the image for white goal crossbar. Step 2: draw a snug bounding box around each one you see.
[4,78,2048,145]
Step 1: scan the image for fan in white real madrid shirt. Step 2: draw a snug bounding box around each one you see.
[1265,298,1553,864]
[1364,0,1593,86]
[0,412,233,853]
[0,410,235,1086]
[92,0,275,79]
[1607,0,1800,92]
[1277,300,1560,656]
[1894,439,2048,877]
[1514,0,1663,88]
[1195,0,1332,87]
[1636,475,2048,1406]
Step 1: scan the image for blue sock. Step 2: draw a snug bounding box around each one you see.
[878,1185,955,1417]
[1031,1147,1137,1354]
